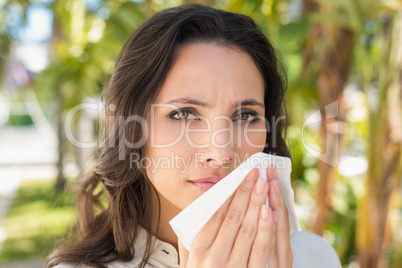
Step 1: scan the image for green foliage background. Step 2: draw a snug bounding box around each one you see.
[0,0,401,267]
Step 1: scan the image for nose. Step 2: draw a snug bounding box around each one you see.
[197,119,235,168]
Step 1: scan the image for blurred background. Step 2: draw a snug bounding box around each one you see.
[0,0,401,267]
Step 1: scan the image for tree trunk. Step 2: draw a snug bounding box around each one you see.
[51,14,66,191]
[76,106,95,177]
[357,11,402,268]
[313,26,354,234]
[55,89,66,191]
[301,0,355,236]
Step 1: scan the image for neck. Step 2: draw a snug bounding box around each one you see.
[150,188,181,252]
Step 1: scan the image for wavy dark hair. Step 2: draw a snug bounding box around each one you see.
[47,4,290,268]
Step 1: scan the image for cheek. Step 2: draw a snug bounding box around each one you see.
[144,146,191,176]
[149,119,186,146]
[143,146,192,210]
[144,122,193,184]
[146,113,199,158]
[236,123,267,150]
[143,148,182,195]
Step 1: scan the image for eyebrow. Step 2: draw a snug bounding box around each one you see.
[166,97,265,109]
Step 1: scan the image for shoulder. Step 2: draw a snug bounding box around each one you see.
[52,264,82,268]
[51,262,133,268]
[290,230,342,268]
[51,227,179,268]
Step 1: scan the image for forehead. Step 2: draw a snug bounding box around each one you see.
[155,43,265,104]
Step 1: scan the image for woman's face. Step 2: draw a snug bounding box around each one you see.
[144,43,266,212]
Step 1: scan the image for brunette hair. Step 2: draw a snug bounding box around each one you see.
[47,3,290,268]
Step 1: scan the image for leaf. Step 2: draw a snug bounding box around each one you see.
[308,12,357,31]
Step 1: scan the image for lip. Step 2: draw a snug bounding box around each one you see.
[189,176,225,190]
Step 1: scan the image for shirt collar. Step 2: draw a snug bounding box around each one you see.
[135,225,180,268]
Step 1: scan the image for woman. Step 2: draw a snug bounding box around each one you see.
[48,4,294,268]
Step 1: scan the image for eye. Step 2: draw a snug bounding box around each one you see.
[168,108,199,121]
[233,110,260,124]
[237,113,251,120]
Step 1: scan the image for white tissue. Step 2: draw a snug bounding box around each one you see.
[169,152,301,251]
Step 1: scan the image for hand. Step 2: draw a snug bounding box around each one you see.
[265,166,293,267]
[178,168,279,267]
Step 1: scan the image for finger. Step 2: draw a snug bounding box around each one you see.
[248,205,277,268]
[178,239,189,268]
[228,179,269,267]
[191,168,258,252]
[266,166,281,210]
[267,210,279,268]
[273,183,292,267]
[211,168,259,260]
[266,164,277,183]
[191,193,233,252]
[267,167,292,267]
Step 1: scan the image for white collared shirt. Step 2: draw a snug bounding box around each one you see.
[54,227,343,268]
[54,226,180,268]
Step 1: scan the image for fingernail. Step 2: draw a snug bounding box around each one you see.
[270,179,279,194]
[270,165,278,175]
[255,178,266,194]
[261,205,270,220]
[246,168,257,181]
